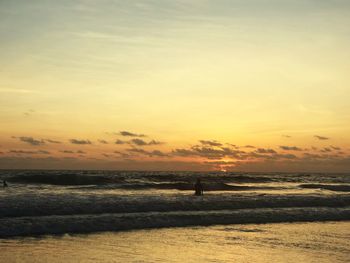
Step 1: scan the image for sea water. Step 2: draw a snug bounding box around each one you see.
[0,170,349,262]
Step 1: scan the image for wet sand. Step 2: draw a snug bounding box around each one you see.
[1,221,349,263]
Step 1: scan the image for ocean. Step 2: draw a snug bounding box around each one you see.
[0,170,349,262]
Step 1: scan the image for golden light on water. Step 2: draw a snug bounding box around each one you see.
[1,222,349,263]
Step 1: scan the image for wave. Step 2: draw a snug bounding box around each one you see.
[7,173,116,185]
[71,182,282,191]
[299,184,350,192]
[1,193,350,218]
[4,171,350,186]
[1,207,349,238]
[6,172,274,185]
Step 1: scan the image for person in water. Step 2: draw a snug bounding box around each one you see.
[194,178,203,196]
[3,180,8,187]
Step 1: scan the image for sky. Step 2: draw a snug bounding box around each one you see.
[0,0,349,171]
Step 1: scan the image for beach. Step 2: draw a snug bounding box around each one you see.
[1,221,349,262]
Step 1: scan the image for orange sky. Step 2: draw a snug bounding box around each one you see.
[0,1,349,171]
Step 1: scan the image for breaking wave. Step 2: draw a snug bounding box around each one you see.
[299,184,350,192]
[1,207,349,238]
[1,170,349,238]
[1,193,350,218]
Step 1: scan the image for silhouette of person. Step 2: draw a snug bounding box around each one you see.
[194,178,203,196]
[3,180,8,187]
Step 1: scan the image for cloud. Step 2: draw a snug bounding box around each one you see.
[127,148,148,154]
[38,150,50,154]
[203,161,237,165]
[126,148,168,157]
[0,157,213,171]
[303,153,322,159]
[69,139,92,145]
[172,148,195,157]
[24,109,35,117]
[173,146,244,160]
[1,150,348,172]
[330,146,341,151]
[199,140,222,147]
[16,136,45,146]
[46,139,61,144]
[230,156,350,173]
[115,139,126,145]
[119,131,146,137]
[150,150,168,157]
[282,135,292,138]
[114,151,132,158]
[130,139,148,146]
[174,145,297,161]
[61,150,86,154]
[98,139,108,144]
[321,147,332,153]
[270,153,297,159]
[169,143,343,163]
[130,139,163,146]
[9,150,50,155]
[255,148,277,154]
[314,135,329,140]
[60,150,75,154]
[279,146,303,151]
[226,143,239,149]
[244,145,256,148]
[148,140,163,145]
[16,136,60,146]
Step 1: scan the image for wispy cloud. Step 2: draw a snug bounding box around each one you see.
[16,136,45,146]
[114,151,132,158]
[130,139,163,146]
[119,131,146,137]
[255,148,277,154]
[0,88,37,94]
[130,139,149,146]
[279,146,303,151]
[69,139,92,145]
[46,139,61,144]
[314,135,330,140]
[199,140,222,147]
[24,109,35,117]
[115,139,126,145]
[9,150,50,155]
[60,150,74,154]
[173,145,244,160]
[330,146,341,150]
[13,136,62,145]
[321,147,332,153]
[126,148,168,157]
[148,140,163,145]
